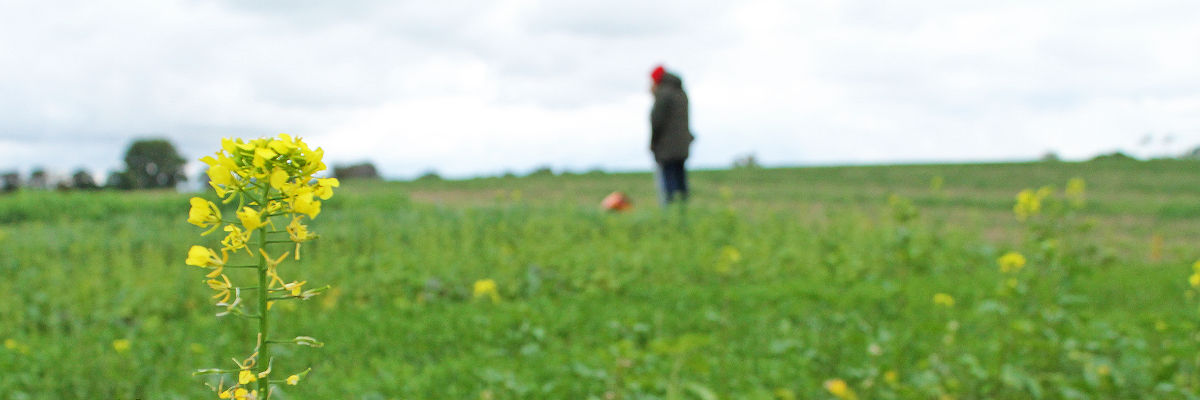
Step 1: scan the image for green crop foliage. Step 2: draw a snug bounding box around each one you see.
[1,159,1199,398]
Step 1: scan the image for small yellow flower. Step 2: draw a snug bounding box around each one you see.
[1155,320,1168,332]
[186,245,211,267]
[1013,189,1042,221]
[473,279,500,303]
[253,147,277,168]
[933,293,955,307]
[998,251,1026,274]
[1096,364,1111,376]
[286,374,300,385]
[221,225,253,255]
[237,207,266,231]
[187,197,222,234]
[823,379,858,400]
[239,369,256,385]
[884,370,898,384]
[3,338,16,350]
[291,192,321,218]
[287,216,313,242]
[112,339,131,353]
[269,167,289,189]
[314,177,340,200]
[231,387,252,400]
[186,246,227,277]
[1190,273,1200,288]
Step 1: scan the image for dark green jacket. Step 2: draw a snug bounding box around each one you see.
[650,73,693,163]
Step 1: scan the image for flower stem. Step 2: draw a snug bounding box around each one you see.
[256,211,271,395]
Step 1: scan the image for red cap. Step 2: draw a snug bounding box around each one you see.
[650,65,665,84]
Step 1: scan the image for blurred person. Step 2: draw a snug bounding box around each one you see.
[649,65,694,206]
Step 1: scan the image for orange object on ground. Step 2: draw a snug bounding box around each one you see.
[602,191,632,212]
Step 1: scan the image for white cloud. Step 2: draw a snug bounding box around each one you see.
[1,0,1198,179]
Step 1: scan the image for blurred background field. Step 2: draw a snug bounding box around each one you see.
[2,159,1199,399]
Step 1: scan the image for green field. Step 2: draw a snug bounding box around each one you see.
[2,160,1199,399]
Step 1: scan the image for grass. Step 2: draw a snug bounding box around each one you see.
[1,159,1199,399]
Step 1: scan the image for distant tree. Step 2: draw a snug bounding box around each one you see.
[333,162,381,181]
[122,138,186,190]
[72,169,99,190]
[1,171,18,193]
[106,170,133,190]
[1089,151,1138,162]
[28,168,49,190]
[1040,151,1061,162]
[416,170,442,182]
[526,165,555,178]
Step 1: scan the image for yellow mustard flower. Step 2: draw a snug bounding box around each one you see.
[998,251,1026,274]
[4,338,17,350]
[201,157,236,186]
[186,246,227,276]
[823,379,858,400]
[884,370,898,384]
[1013,189,1042,221]
[286,374,300,385]
[314,177,340,200]
[221,225,253,255]
[291,192,321,218]
[237,207,266,231]
[186,245,212,267]
[252,146,277,168]
[1190,273,1200,288]
[112,339,131,353]
[268,136,295,155]
[473,279,501,303]
[238,369,256,385]
[232,387,253,400]
[933,293,955,307]
[269,167,289,189]
[187,197,222,234]
[287,216,312,241]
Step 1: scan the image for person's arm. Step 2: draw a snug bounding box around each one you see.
[650,93,669,149]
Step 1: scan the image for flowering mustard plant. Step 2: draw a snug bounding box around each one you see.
[186,134,337,399]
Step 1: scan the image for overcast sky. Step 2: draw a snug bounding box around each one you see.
[2,0,1198,180]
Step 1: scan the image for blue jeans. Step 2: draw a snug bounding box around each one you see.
[656,160,688,206]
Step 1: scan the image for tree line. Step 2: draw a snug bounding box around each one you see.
[2,138,379,194]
